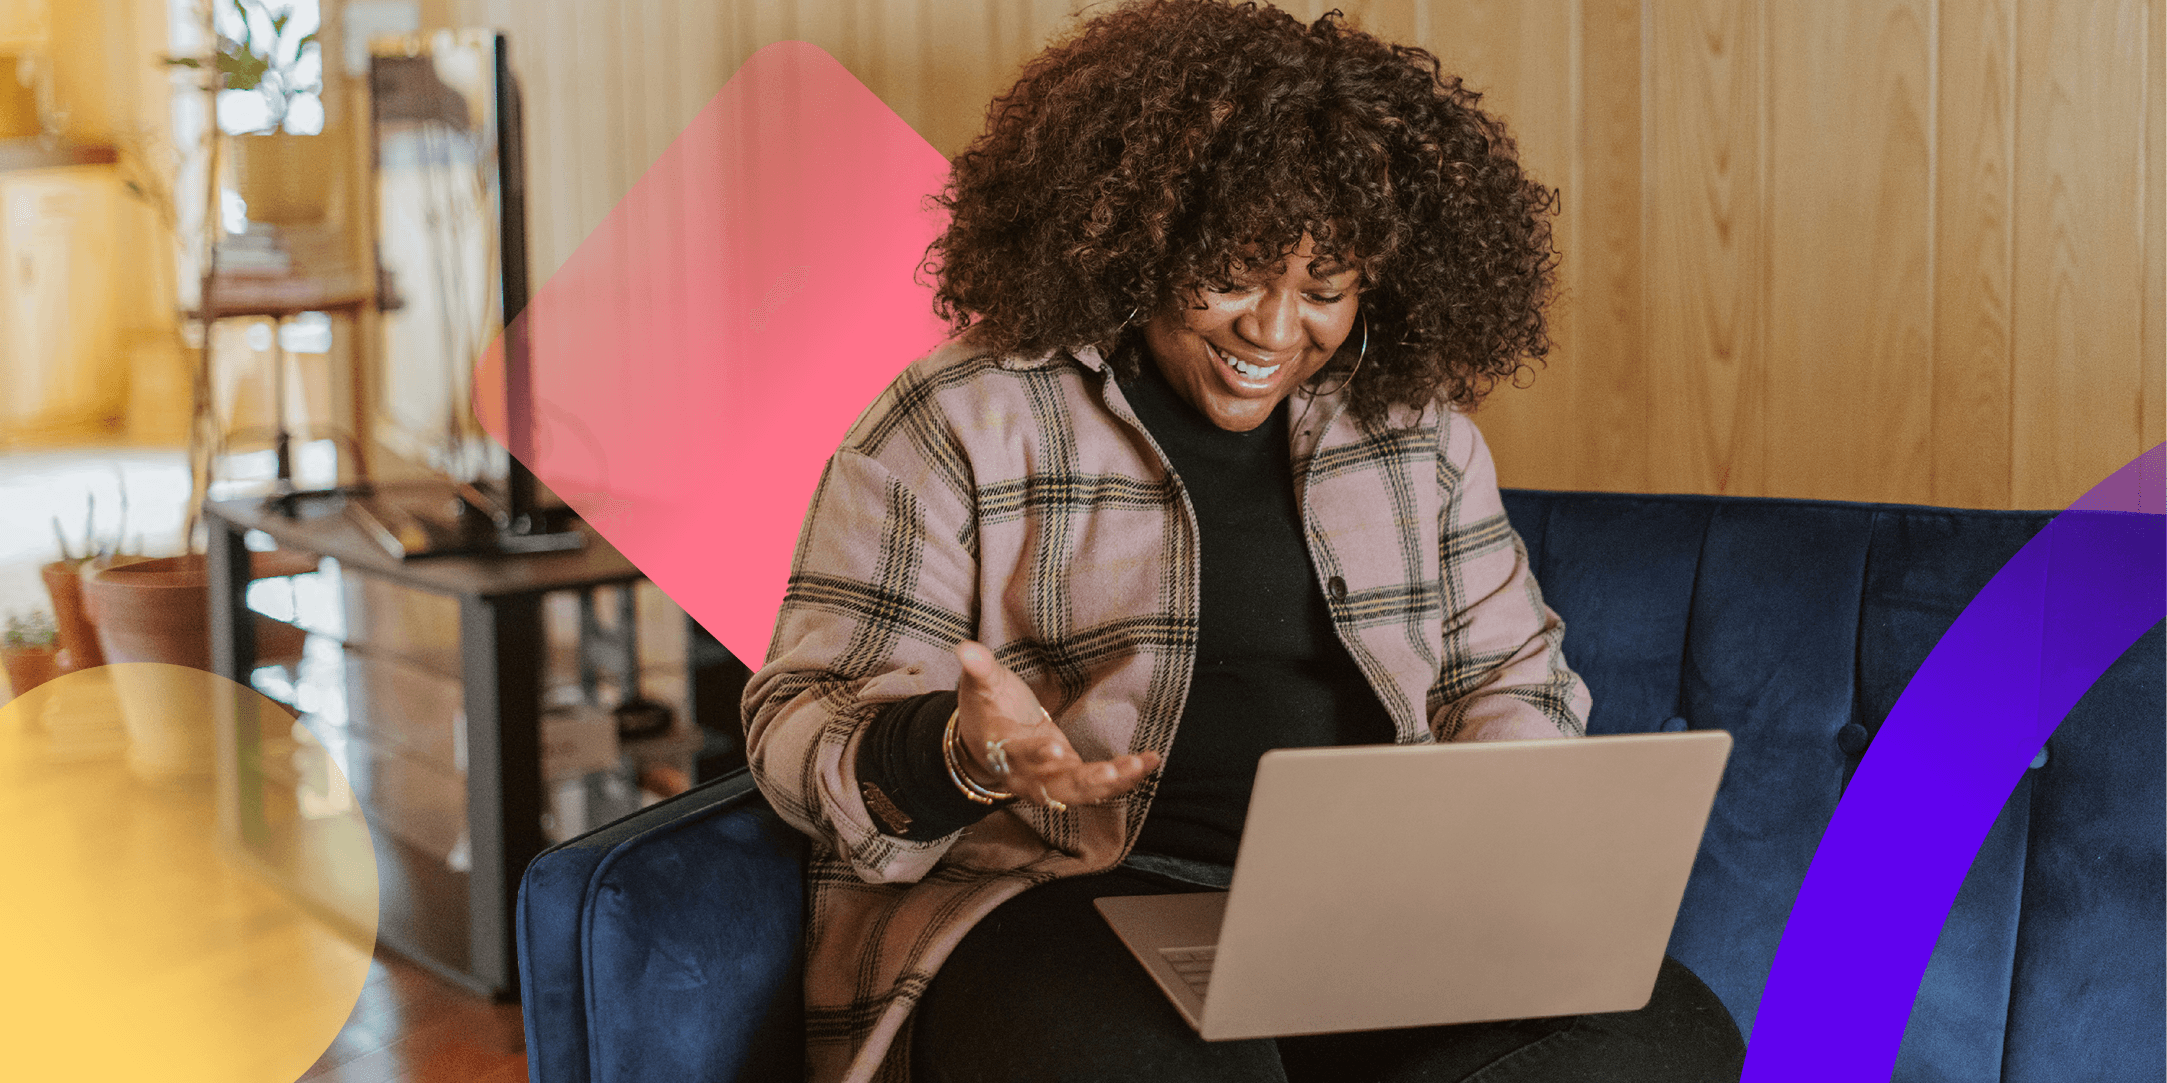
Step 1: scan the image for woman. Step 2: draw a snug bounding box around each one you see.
[744,3,1745,1080]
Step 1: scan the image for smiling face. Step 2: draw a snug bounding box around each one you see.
[1139,234,1364,432]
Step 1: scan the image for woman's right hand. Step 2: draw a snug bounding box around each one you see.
[950,640,1160,809]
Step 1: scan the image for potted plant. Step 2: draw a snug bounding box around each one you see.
[41,559,102,672]
[86,553,313,781]
[3,611,62,701]
[84,553,312,670]
[166,0,328,224]
[38,499,138,673]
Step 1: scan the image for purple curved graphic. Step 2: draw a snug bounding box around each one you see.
[1744,443,2166,1081]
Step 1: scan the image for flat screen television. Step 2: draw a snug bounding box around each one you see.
[365,29,569,551]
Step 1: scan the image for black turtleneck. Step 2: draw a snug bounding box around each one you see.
[848,349,1396,863]
[1116,353,1395,867]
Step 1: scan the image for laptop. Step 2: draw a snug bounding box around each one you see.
[1094,730,1731,1040]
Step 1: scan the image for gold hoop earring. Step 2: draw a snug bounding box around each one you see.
[1308,313,1368,398]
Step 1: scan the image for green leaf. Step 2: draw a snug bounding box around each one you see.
[162,56,203,69]
[217,49,270,91]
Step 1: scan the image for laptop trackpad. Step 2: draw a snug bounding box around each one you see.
[1096,892,1229,1028]
[1097,891,1227,951]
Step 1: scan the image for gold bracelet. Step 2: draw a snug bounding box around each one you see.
[943,708,1016,805]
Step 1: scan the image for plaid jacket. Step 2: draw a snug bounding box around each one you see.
[743,335,1589,1083]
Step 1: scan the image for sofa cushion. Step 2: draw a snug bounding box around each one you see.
[1501,490,2162,1083]
[2001,624,2165,1081]
[1646,499,1877,1036]
[1856,507,2052,1081]
[1509,494,1711,735]
[583,802,806,1082]
[519,772,807,1083]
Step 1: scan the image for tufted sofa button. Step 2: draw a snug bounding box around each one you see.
[2029,744,2048,770]
[1327,576,1347,601]
[1660,716,1689,733]
[1836,722,1871,756]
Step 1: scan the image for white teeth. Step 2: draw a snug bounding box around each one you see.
[1211,344,1281,380]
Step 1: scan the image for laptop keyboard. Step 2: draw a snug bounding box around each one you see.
[1158,946,1217,999]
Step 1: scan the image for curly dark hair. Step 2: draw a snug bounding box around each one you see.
[924,0,1560,420]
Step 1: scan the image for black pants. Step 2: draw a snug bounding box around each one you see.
[912,869,1745,1083]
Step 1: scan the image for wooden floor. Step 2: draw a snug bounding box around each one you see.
[300,951,529,1083]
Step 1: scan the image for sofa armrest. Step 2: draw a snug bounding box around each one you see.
[519,769,807,1083]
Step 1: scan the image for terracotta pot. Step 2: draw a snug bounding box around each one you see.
[3,645,61,699]
[40,560,103,671]
[86,556,216,669]
[85,555,312,782]
[83,555,310,669]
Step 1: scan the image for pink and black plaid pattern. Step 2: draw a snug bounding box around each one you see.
[744,335,1588,1082]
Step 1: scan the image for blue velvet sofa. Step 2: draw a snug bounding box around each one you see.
[518,490,2165,1082]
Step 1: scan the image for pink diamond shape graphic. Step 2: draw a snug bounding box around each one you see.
[476,41,952,662]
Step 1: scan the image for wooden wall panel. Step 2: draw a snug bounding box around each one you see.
[2010,0,2153,507]
[1933,0,2017,508]
[1645,0,1766,496]
[1763,0,1934,504]
[1465,0,1653,495]
[1339,0,1421,43]
[914,1,1003,158]
[2146,0,2164,463]
[1405,0,1608,493]
[439,0,1098,282]
[1565,0,1651,494]
[397,0,2160,510]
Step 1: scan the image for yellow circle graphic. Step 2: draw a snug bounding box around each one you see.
[0,665,379,1081]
